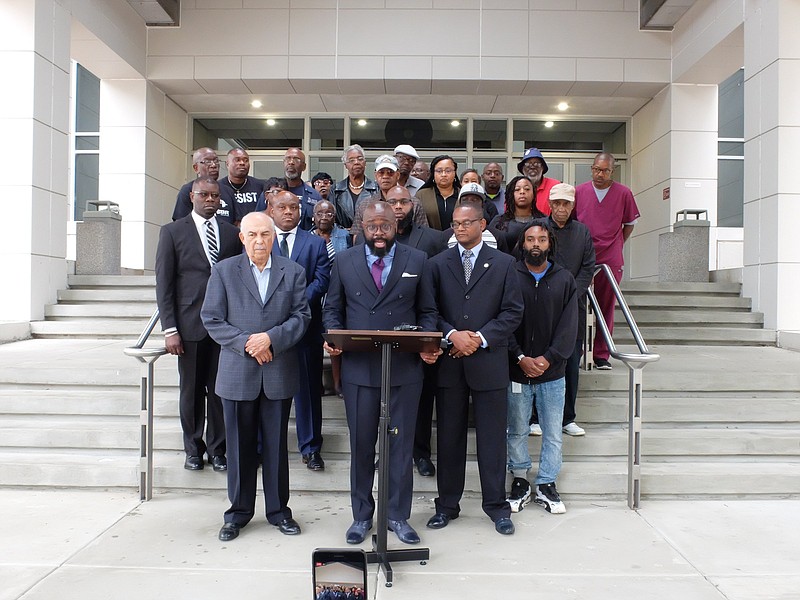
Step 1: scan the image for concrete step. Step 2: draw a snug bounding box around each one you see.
[57,289,156,302]
[67,275,156,288]
[622,295,751,309]
[30,320,160,338]
[621,281,741,295]
[615,327,776,345]
[44,303,157,319]
[616,308,764,327]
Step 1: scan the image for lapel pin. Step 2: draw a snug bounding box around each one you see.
[483,263,489,268]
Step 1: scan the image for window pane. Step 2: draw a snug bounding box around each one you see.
[75,64,100,132]
[308,157,344,185]
[718,159,744,227]
[76,136,99,151]
[718,69,744,139]
[310,118,343,151]
[74,153,99,219]
[718,141,743,157]
[350,118,467,152]
[194,118,304,150]
[513,120,626,154]
[473,120,507,150]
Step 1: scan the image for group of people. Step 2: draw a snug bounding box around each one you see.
[154,141,640,544]
[315,585,364,600]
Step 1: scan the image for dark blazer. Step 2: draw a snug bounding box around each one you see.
[273,227,330,337]
[323,243,434,388]
[201,253,311,401]
[155,214,241,342]
[397,223,447,258]
[420,243,523,391]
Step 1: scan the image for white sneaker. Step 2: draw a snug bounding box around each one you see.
[529,423,542,436]
[534,482,567,514]
[562,422,586,436]
[507,477,532,513]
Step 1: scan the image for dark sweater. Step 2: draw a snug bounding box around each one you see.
[549,215,596,339]
[508,260,578,384]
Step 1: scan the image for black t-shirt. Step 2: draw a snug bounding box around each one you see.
[219,176,265,223]
[171,179,235,224]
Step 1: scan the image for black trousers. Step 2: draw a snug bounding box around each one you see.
[178,336,225,458]
[434,383,510,522]
[413,362,438,461]
[293,339,324,455]
[222,393,292,527]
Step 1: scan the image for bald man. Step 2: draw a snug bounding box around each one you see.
[172,148,234,223]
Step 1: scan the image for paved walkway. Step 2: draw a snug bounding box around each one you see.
[2,489,798,599]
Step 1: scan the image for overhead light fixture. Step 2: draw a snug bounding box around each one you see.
[557,102,569,111]
[357,119,367,127]
[266,119,276,126]
[544,121,555,128]
[451,120,460,127]
[250,100,263,108]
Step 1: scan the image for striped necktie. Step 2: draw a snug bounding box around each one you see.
[205,220,218,264]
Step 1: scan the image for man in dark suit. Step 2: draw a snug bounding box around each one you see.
[420,202,523,535]
[323,201,440,546]
[155,176,241,472]
[266,190,331,471]
[201,211,311,541]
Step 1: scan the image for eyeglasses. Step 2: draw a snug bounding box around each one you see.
[345,156,366,164]
[197,159,220,166]
[365,223,394,233]
[192,191,221,199]
[591,167,613,175]
[523,162,543,170]
[450,219,480,229]
[314,211,335,217]
[387,198,411,206]
[434,168,456,175]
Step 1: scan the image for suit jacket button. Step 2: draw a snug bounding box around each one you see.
[370,311,375,315]
[465,295,470,299]
[464,315,469,320]
[398,294,403,299]
[356,291,361,296]
[387,311,392,316]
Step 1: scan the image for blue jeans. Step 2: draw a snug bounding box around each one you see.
[507,378,565,485]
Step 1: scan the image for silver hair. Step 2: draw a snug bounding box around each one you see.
[342,144,366,163]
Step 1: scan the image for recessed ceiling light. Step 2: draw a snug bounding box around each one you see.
[557,102,569,111]
[266,119,276,126]
[544,121,555,128]
[250,100,263,108]
[357,119,367,127]
[451,120,460,127]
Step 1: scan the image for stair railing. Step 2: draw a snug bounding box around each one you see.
[587,264,660,509]
[123,307,165,501]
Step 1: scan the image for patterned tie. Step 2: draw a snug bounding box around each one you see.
[205,220,218,264]
[371,257,385,292]
[280,232,290,257]
[462,249,473,284]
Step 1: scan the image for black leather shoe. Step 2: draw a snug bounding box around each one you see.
[494,517,515,536]
[302,452,325,471]
[388,519,420,544]
[218,522,241,541]
[345,519,373,544]
[210,455,227,472]
[184,455,203,470]
[414,457,436,477]
[426,512,456,530]
[275,518,302,535]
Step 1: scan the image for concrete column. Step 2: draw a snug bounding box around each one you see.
[630,84,719,281]
[0,0,70,321]
[742,0,800,335]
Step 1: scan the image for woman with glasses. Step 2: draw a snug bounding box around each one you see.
[488,175,546,253]
[330,144,378,230]
[417,155,460,230]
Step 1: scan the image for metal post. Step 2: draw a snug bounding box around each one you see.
[627,366,644,509]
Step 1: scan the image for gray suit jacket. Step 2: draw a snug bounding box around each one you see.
[201,253,311,401]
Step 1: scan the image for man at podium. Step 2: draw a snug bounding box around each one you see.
[323,200,439,546]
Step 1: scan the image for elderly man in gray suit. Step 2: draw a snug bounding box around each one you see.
[201,211,311,542]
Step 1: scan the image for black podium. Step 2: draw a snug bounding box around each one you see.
[324,329,442,587]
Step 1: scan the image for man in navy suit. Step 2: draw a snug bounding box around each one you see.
[155,177,241,472]
[201,211,311,541]
[420,202,523,536]
[323,201,440,546]
[266,191,331,470]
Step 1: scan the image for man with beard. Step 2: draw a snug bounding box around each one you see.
[284,147,322,230]
[267,191,330,471]
[482,162,506,216]
[517,148,560,216]
[219,148,265,225]
[172,148,234,223]
[506,219,577,515]
[323,201,439,546]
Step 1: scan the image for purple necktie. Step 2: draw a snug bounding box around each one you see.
[371,257,385,292]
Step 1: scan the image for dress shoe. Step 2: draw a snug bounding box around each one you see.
[302,451,325,471]
[388,519,420,544]
[426,512,457,530]
[275,518,302,535]
[414,457,436,477]
[184,455,203,471]
[210,455,227,472]
[345,519,373,544]
[218,522,241,541]
[494,517,515,536]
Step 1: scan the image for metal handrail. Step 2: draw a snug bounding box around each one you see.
[587,264,660,510]
[124,307,167,501]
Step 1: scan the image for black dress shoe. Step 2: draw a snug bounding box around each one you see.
[218,522,241,541]
[346,519,373,544]
[388,519,420,544]
[275,518,302,535]
[426,512,457,529]
[494,517,515,536]
[210,455,227,472]
[414,457,436,477]
[184,455,203,471]
[302,451,325,471]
